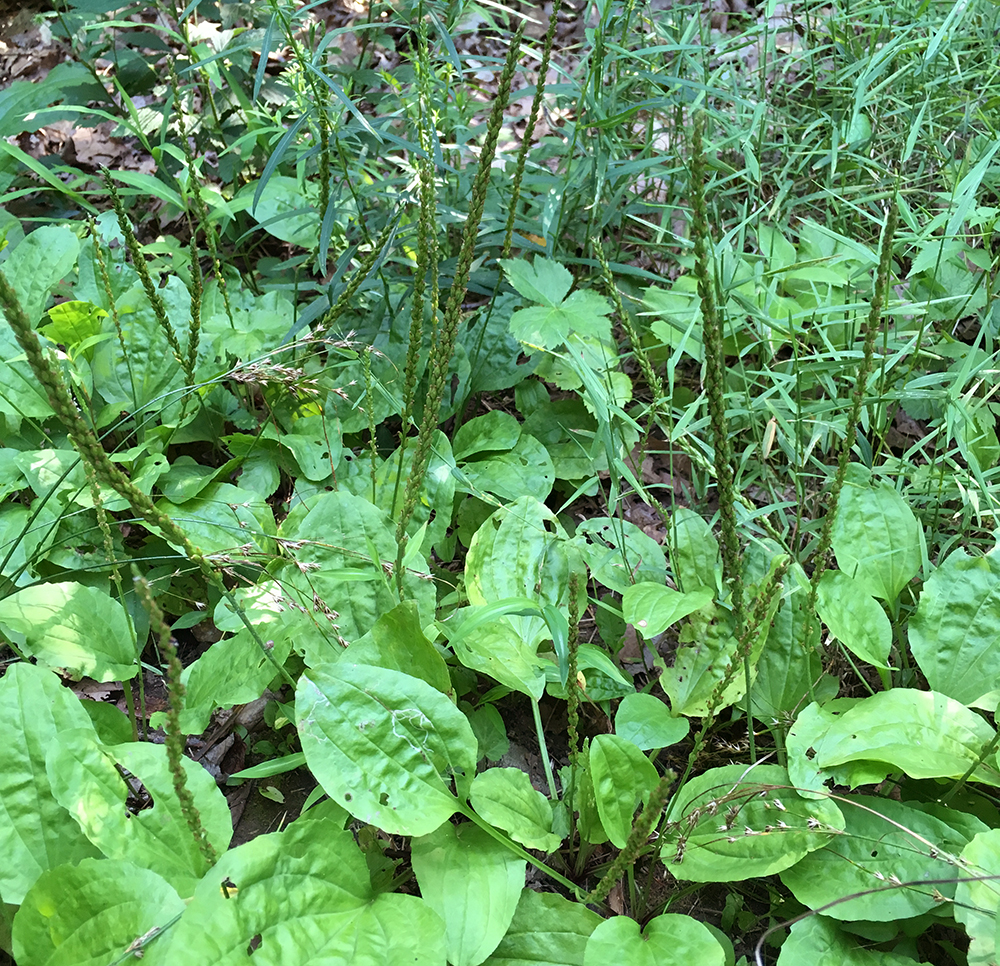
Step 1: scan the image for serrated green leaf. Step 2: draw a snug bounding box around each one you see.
[500,257,573,307]
[40,299,107,349]
[297,663,477,836]
[412,822,525,966]
[470,768,561,852]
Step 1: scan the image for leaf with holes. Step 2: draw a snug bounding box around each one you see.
[297,663,477,836]
[148,802,446,965]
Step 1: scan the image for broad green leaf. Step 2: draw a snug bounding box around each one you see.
[956,829,1000,966]
[347,599,452,694]
[909,548,1000,709]
[466,496,580,647]
[280,413,342,481]
[786,700,890,798]
[470,768,561,852]
[0,581,136,681]
[830,465,921,601]
[659,601,770,717]
[158,455,217,502]
[776,916,914,966]
[0,324,53,421]
[500,258,573,307]
[622,582,714,638]
[662,764,844,882]
[297,663,477,836]
[2,226,80,322]
[450,615,547,700]
[412,822,525,966]
[815,570,891,669]
[583,914,725,966]
[0,664,100,903]
[615,693,688,751]
[574,742,608,845]
[150,802,447,966]
[462,293,537,394]
[484,888,601,966]
[39,299,107,350]
[669,507,719,590]
[466,704,509,762]
[750,568,835,720]
[577,518,666,595]
[459,433,555,503]
[176,628,294,734]
[48,733,233,896]
[590,734,660,848]
[454,411,522,460]
[156,482,276,557]
[14,448,88,506]
[0,61,108,137]
[91,277,186,413]
[781,795,972,920]
[12,859,184,966]
[243,174,318,247]
[374,432,457,551]
[277,489,434,646]
[802,689,1000,786]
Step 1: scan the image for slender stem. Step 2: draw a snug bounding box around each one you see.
[531,697,558,800]
[461,805,582,897]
